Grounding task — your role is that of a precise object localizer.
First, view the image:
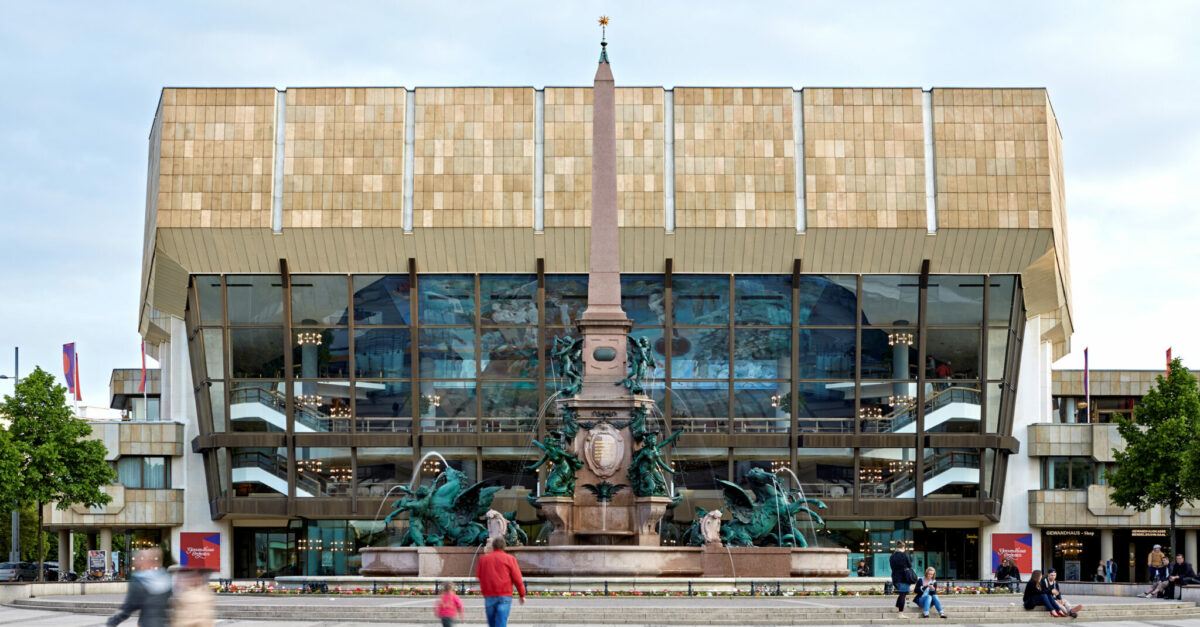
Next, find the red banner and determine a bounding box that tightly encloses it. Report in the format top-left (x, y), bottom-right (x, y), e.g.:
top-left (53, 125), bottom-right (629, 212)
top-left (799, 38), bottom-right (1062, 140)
top-left (179, 532), bottom-right (221, 570)
top-left (992, 533), bottom-right (1033, 574)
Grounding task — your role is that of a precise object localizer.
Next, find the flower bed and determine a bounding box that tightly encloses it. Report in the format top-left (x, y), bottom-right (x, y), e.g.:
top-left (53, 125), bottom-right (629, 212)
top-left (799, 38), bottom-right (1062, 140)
top-left (211, 583), bottom-right (1014, 597)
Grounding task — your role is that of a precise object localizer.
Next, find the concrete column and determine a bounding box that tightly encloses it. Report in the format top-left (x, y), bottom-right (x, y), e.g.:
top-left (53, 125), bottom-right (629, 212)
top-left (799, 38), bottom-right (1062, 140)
top-left (1101, 529), bottom-right (1115, 566)
top-left (1186, 529), bottom-right (1198, 569)
top-left (99, 528), bottom-right (113, 575)
top-left (57, 530), bottom-right (71, 580)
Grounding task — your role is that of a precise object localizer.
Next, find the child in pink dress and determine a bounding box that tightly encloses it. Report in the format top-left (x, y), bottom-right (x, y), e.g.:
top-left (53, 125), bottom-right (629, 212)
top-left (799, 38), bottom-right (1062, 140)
top-left (436, 582), bottom-right (465, 627)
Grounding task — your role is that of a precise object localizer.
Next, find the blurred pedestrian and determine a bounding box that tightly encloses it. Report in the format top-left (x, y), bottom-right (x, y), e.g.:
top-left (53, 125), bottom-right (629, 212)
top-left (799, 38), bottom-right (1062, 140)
top-left (107, 548), bottom-right (172, 627)
top-left (475, 537), bottom-right (525, 627)
top-left (435, 581), bottom-right (465, 627)
top-left (171, 568), bottom-right (214, 627)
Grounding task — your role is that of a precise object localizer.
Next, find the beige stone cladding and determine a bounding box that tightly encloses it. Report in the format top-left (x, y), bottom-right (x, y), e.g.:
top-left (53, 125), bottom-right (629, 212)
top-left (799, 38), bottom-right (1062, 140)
top-left (932, 88), bottom-right (1055, 229)
top-left (674, 87), bottom-right (794, 228)
top-left (283, 88), bottom-right (406, 228)
top-left (156, 88), bottom-right (277, 228)
top-left (544, 87), bottom-right (592, 228)
top-left (543, 87), bottom-right (665, 228)
top-left (1029, 487), bottom-right (1200, 529)
top-left (618, 88), bottom-right (665, 227)
top-left (1051, 370), bottom-right (1164, 397)
top-left (42, 485), bottom-right (184, 529)
top-left (413, 87), bottom-right (534, 228)
top-left (804, 88), bottom-right (925, 229)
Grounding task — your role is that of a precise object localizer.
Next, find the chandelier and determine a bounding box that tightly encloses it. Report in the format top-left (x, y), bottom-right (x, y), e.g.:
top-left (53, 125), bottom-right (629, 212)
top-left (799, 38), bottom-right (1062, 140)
top-left (296, 331), bottom-right (323, 346)
top-left (888, 331), bottom-right (914, 346)
top-left (858, 406), bottom-right (883, 419)
top-left (296, 393), bottom-right (323, 406)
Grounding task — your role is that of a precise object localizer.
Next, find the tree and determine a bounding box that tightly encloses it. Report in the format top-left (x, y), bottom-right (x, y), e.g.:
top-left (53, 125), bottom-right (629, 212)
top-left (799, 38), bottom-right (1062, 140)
top-left (0, 366), bottom-right (114, 581)
top-left (0, 502), bottom-right (58, 562)
top-left (1107, 357), bottom-right (1200, 558)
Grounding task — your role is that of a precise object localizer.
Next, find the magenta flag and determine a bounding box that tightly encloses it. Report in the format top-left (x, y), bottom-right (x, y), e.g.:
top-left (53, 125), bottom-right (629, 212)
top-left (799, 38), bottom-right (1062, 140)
top-left (63, 343), bottom-right (81, 401)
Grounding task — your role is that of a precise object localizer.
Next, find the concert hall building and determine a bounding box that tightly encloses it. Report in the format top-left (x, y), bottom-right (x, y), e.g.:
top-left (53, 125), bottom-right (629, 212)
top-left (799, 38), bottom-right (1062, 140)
top-left (136, 75), bottom-right (1076, 579)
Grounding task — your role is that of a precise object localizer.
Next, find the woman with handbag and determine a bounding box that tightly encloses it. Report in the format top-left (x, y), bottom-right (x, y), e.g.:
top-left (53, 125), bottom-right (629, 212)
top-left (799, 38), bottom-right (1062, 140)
top-left (890, 549), bottom-right (917, 618)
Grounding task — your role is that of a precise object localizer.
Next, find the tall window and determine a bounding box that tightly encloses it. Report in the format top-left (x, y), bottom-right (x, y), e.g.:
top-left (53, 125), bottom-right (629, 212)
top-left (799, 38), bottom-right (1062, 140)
top-left (116, 456), bottom-right (170, 489)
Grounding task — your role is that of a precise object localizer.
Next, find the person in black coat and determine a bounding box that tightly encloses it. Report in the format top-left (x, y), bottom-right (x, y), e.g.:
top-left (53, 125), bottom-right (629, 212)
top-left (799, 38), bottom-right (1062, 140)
top-left (1163, 554), bottom-right (1199, 600)
top-left (107, 548), bottom-right (173, 627)
top-left (1022, 570), bottom-right (1067, 617)
top-left (994, 557), bottom-right (1021, 592)
top-left (890, 549), bottom-right (914, 617)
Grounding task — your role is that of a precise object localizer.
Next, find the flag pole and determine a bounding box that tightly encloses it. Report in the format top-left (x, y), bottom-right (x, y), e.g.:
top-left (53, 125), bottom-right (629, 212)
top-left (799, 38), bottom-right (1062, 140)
top-left (1083, 347), bottom-right (1090, 424)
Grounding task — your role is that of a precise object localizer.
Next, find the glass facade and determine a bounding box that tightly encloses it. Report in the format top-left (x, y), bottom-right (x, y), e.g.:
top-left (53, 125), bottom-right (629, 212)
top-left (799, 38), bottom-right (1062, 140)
top-left (189, 271), bottom-right (1024, 577)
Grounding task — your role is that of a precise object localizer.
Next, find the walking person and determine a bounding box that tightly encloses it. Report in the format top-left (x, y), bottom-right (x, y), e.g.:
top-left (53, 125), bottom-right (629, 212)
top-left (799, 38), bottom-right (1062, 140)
top-left (889, 548), bottom-right (916, 618)
top-left (1106, 557), bottom-right (1117, 583)
top-left (1023, 570), bottom-right (1068, 617)
top-left (435, 582), bottom-right (465, 627)
top-left (107, 548), bottom-right (173, 627)
top-left (475, 537), bottom-right (526, 627)
top-left (1044, 569), bottom-right (1083, 617)
top-left (916, 566), bottom-right (947, 619)
top-left (171, 568), bottom-right (214, 627)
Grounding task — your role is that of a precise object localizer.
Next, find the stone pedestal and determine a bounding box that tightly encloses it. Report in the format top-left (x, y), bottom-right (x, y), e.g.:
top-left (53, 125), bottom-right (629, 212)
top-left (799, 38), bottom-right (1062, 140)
top-left (537, 497), bottom-right (575, 546)
top-left (633, 496), bottom-right (671, 546)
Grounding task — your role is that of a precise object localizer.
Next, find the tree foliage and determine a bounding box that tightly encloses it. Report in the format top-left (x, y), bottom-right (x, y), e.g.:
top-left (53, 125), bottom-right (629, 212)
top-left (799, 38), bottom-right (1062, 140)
top-left (1108, 357), bottom-right (1200, 554)
top-left (0, 366), bottom-right (115, 579)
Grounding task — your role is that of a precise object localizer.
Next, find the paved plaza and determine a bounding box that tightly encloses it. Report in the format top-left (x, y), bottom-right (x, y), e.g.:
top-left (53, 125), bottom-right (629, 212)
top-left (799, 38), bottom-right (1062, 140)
top-left (5, 593), bottom-right (1200, 625)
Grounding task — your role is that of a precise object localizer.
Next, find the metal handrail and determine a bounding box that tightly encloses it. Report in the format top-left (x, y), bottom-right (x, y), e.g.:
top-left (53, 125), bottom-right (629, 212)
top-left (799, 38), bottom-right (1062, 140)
top-left (864, 386), bottom-right (981, 433)
top-left (231, 387), bottom-right (333, 432)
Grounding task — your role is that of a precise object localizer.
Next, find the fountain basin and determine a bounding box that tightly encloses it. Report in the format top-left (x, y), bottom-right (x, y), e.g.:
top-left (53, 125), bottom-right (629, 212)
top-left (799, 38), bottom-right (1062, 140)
top-left (360, 545), bottom-right (849, 578)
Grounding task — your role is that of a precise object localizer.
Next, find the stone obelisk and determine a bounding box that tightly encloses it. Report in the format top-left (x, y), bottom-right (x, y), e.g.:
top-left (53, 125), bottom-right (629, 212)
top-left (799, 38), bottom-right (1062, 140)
top-left (538, 22), bottom-right (670, 547)
top-left (577, 28), bottom-right (631, 391)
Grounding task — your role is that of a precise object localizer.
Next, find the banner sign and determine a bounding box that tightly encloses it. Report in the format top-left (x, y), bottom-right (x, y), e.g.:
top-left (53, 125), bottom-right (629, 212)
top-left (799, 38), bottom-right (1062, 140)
top-left (180, 532), bottom-right (221, 570)
top-left (992, 533), bottom-right (1033, 573)
top-left (87, 550), bottom-right (107, 576)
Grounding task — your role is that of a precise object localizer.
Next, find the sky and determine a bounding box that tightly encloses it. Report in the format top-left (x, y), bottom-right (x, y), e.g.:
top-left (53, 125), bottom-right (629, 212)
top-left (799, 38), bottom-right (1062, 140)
top-left (1, 1), bottom-right (1198, 407)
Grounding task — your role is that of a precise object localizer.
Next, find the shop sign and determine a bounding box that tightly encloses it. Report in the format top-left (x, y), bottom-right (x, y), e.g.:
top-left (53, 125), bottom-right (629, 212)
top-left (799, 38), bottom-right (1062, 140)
top-left (180, 532), bottom-right (221, 570)
top-left (1045, 529), bottom-right (1096, 537)
top-left (1132, 529), bottom-right (1167, 537)
top-left (992, 533), bottom-right (1033, 573)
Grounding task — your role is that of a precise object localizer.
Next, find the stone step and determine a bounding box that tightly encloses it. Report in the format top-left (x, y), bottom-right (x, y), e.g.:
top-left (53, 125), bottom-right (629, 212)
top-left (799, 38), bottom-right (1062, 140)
top-left (11, 597), bottom-right (1200, 624)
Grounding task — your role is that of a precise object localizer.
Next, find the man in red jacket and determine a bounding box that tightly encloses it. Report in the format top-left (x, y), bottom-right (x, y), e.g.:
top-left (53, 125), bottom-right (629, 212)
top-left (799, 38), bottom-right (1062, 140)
top-left (475, 537), bottom-right (526, 627)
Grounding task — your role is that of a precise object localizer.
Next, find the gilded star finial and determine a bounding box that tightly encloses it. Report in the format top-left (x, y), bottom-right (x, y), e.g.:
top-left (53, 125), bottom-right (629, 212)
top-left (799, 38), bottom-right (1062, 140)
top-left (598, 16), bottom-right (610, 63)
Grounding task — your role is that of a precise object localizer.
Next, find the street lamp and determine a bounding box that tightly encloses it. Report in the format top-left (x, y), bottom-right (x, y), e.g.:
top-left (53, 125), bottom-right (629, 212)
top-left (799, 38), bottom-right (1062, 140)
top-left (0, 347), bottom-right (16, 563)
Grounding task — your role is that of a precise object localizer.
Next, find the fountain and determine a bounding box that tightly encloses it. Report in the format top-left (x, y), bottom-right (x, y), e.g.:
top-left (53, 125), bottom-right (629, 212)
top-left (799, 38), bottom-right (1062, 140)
top-left (359, 23), bottom-right (848, 579)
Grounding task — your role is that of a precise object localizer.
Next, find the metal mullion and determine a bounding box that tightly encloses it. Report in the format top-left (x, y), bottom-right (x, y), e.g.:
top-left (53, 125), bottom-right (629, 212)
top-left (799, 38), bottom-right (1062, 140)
top-left (915, 263), bottom-right (930, 509)
top-left (791, 262), bottom-right (800, 474)
top-left (536, 260), bottom-right (547, 443)
top-left (340, 276), bottom-right (353, 435)
top-left (409, 259), bottom-right (420, 462)
top-left (221, 276), bottom-right (231, 436)
top-left (350, 447), bottom-right (358, 513)
top-left (664, 260), bottom-right (673, 431)
top-left (728, 275), bottom-right (735, 437)
top-left (980, 276), bottom-right (990, 495)
top-left (281, 263), bottom-right (296, 506)
top-left (474, 274), bottom-right (482, 435)
top-left (850, 274), bottom-right (861, 512)
top-left (855, 275), bottom-right (863, 436)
